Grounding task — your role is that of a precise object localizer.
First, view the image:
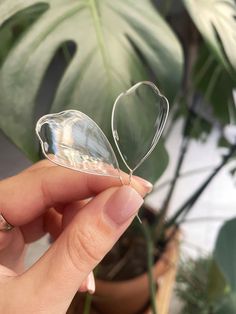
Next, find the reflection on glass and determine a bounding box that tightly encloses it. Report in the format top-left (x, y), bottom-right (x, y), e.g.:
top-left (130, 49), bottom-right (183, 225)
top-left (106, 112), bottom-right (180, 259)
top-left (36, 110), bottom-right (120, 177)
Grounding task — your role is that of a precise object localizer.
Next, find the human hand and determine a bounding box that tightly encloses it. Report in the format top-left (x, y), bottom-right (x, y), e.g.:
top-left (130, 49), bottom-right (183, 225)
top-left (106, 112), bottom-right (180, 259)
top-left (0, 160), bottom-right (152, 313)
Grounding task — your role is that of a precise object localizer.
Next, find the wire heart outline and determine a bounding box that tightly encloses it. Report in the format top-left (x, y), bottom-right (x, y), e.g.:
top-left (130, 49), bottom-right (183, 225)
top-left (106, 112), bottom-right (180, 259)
top-left (111, 81), bottom-right (169, 175)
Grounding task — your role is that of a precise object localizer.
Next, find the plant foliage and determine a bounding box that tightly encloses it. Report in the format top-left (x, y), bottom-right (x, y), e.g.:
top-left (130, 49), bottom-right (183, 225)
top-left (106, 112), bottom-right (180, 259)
top-left (183, 0), bottom-right (236, 76)
top-left (0, 0), bottom-right (183, 184)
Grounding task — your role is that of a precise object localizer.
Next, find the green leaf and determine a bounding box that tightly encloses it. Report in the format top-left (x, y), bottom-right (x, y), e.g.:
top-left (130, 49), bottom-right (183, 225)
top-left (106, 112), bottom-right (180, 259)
top-left (0, 0), bottom-right (183, 183)
top-left (193, 45), bottom-right (236, 127)
top-left (214, 218), bottom-right (236, 292)
top-left (215, 293), bottom-right (236, 314)
top-left (207, 260), bottom-right (229, 303)
top-left (0, 3), bottom-right (48, 65)
top-left (183, 0), bottom-right (236, 76)
top-left (135, 139), bottom-right (169, 184)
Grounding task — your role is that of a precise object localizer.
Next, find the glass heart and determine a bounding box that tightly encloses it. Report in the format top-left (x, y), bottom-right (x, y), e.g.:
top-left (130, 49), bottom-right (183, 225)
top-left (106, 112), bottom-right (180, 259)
top-left (111, 81), bottom-right (169, 173)
top-left (36, 110), bottom-right (120, 177)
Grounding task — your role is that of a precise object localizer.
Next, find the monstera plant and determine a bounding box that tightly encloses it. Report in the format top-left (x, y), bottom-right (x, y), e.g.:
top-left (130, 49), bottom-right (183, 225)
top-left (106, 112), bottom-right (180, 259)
top-left (0, 0), bottom-right (184, 184)
top-left (0, 0), bottom-right (236, 313)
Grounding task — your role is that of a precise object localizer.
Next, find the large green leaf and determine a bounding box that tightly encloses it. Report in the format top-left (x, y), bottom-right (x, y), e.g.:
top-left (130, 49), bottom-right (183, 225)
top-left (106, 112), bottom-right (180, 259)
top-left (0, 3), bottom-right (48, 65)
top-left (193, 45), bottom-right (235, 127)
top-left (0, 0), bottom-right (183, 182)
top-left (135, 139), bottom-right (169, 183)
top-left (183, 0), bottom-right (236, 76)
top-left (214, 218), bottom-right (236, 292)
top-left (207, 260), bottom-right (228, 303)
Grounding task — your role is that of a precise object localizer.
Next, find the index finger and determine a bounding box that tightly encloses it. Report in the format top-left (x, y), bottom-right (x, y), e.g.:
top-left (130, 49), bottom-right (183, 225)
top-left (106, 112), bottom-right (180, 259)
top-left (0, 160), bottom-right (152, 226)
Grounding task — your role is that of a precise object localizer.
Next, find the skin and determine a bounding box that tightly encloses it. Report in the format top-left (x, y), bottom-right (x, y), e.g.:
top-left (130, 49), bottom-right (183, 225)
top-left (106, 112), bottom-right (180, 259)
top-left (0, 160), bottom-right (151, 313)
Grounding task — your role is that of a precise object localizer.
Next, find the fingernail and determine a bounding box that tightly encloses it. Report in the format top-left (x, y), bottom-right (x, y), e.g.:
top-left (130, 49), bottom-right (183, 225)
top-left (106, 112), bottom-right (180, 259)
top-left (104, 186), bottom-right (144, 225)
top-left (133, 176), bottom-right (153, 194)
top-left (78, 272), bottom-right (95, 293)
top-left (87, 272), bottom-right (96, 294)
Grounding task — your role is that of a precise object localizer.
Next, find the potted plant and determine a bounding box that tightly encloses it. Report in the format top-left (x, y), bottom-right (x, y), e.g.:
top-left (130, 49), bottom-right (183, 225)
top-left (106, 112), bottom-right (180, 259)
top-left (175, 218), bottom-right (236, 314)
top-left (0, 1), bottom-right (235, 313)
top-left (176, 255), bottom-right (215, 313)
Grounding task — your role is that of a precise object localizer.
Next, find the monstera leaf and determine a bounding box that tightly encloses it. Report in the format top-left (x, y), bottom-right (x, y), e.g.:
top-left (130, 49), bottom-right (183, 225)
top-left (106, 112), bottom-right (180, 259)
top-left (214, 218), bottom-right (236, 292)
top-left (193, 45), bottom-right (235, 128)
top-left (183, 0), bottom-right (236, 76)
top-left (212, 218), bottom-right (236, 313)
top-left (0, 0), bottom-right (183, 184)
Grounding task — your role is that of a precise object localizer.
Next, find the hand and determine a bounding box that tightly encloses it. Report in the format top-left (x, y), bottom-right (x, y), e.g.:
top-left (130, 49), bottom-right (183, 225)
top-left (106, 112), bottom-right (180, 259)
top-left (0, 160), bottom-right (152, 313)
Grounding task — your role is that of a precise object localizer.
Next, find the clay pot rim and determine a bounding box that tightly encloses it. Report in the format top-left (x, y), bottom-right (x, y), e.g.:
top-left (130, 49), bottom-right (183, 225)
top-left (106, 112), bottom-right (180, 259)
top-left (96, 230), bottom-right (179, 287)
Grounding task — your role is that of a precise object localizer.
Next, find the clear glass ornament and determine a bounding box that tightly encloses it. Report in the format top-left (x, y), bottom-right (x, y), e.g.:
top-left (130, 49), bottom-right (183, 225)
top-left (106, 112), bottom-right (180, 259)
top-left (36, 110), bottom-right (120, 177)
top-left (36, 81), bottom-right (169, 182)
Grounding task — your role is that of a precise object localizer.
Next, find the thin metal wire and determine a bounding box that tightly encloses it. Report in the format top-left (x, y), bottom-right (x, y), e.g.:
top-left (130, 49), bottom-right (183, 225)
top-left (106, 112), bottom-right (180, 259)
top-left (129, 171), bottom-right (142, 224)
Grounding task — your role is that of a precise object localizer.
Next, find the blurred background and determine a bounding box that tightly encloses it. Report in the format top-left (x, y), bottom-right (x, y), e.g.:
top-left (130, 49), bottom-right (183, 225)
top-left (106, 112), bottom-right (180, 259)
top-left (0, 0), bottom-right (236, 313)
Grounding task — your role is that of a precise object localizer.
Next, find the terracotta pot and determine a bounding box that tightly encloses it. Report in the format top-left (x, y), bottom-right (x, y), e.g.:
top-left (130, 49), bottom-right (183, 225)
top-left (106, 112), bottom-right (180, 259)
top-left (68, 231), bottom-right (179, 314)
top-left (93, 232), bottom-right (179, 314)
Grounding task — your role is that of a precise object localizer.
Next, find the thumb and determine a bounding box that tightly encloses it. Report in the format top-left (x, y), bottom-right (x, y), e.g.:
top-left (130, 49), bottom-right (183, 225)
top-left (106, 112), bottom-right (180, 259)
top-left (18, 186), bottom-right (143, 313)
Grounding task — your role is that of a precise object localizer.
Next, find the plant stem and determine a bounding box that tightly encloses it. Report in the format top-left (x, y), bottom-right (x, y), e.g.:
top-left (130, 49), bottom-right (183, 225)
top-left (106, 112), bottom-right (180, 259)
top-left (142, 222), bottom-right (158, 314)
top-left (204, 65), bottom-right (222, 101)
top-left (154, 22), bottom-right (200, 235)
top-left (83, 293), bottom-right (93, 314)
top-left (153, 93), bottom-right (200, 240)
top-left (163, 93), bottom-right (200, 212)
top-left (153, 165), bottom-right (216, 193)
top-left (181, 216), bottom-right (226, 224)
top-left (193, 55), bottom-right (214, 87)
top-left (167, 143), bottom-right (236, 227)
top-left (83, 268), bottom-right (99, 314)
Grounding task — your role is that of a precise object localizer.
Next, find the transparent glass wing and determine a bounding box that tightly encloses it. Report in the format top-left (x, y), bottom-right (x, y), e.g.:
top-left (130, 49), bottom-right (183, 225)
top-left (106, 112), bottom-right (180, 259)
top-left (36, 110), bottom-right (120, 177)
top-left (111, 81), bottom-right (169, 173)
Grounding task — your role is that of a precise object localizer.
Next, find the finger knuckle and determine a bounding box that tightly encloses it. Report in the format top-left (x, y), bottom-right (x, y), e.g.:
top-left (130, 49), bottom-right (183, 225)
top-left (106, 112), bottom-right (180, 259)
top-left (66, 225), bottom-right (101, 271)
